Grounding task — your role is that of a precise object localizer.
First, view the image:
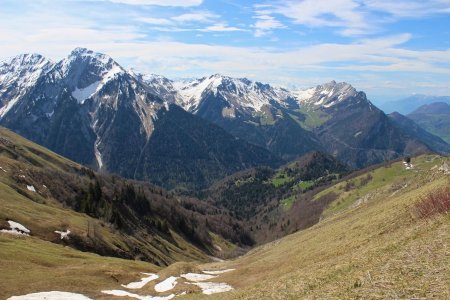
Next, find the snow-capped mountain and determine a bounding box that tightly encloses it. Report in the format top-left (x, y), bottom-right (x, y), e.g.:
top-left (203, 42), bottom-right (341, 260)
top-left (0, 48), bottom-right (280, 189)
top-left (1, 48), bottom-right (446, 186)
top-left (172, 74), bottom-right (295, 116)
top-left (58, 48), bottom-right (126, 104)
top-left (0, 48), bottom-right (168, 168)
top-left (164, 76), bottom-right (443, 166)
top-left (293, 80), bottom-right (360, 108)
top-left (132, 71), bottom-right (183, 104)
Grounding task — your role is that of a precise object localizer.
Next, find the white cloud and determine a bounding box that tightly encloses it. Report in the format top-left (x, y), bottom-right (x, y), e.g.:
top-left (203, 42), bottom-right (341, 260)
top-left (253, 14), bottom-right (286, 37)
top-left (108, 0), bottom-right (202, 6)
top-left (199, 23), bottom-right (245, 32)
top-left (271, 0), bottom-right (372, 36)
top-left (171, 11), bottom-right (218, 23)
top-left (136, 17), bottom-right (173, 25)
top-left (364, 0), bottom-right (450, 17)
top-left (260, 0), bottom-right (450, 36)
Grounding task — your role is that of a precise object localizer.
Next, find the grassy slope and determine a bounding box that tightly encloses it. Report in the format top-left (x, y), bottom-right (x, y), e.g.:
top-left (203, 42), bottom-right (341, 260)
top-left (297, 107), bottom-right (331, 130)
top-left (0, 126), bottom-right (209, 263)
top-left (0, 235), bottom-right (158, 299)
top-left (189, 155), bottom-right (449, 299)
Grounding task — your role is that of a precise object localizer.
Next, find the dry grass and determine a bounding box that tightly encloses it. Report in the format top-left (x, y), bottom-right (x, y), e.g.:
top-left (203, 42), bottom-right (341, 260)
top-left (414, 186), bottom-right (450, 218)
top-left (186, 157), bottom-right (450, 299)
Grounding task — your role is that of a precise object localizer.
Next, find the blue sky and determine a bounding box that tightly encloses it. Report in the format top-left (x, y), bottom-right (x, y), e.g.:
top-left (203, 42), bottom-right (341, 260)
top-left (1, 0), bottom-right (449, 103)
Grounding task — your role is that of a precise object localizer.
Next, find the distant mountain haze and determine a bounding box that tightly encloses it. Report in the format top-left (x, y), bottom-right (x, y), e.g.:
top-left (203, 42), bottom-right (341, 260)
top-left (407, 102), bottom-right (450, 144)
top-left (379, 94), bottom-right (450, 114)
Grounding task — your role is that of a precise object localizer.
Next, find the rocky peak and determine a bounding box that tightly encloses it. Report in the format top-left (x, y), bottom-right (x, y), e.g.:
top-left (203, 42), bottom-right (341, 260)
top-left (174, 74), bottom-right (293, 114)
top-left (294, 81), bottom-right (361, 109)
top-left (53, 48), bottom-right (125, 103)
top-left (0, 53), bottom-right (53, 118)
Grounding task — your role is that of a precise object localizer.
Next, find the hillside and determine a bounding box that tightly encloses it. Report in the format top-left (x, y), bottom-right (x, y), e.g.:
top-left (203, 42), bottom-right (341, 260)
top-left (1, 145), bottom-right (449, 298)
top-left (200, 151), bottom-right (349, 243)
top-left (388, 111), bottom-right (450, 154)
top-left (189, 154), bottom-right (450, 299)
top-left (0, 126), bottom-right (253, 268)
top-left (170, 77), bottom-right (432, 168)
top-left (133, 104), bottom-right (281, 190)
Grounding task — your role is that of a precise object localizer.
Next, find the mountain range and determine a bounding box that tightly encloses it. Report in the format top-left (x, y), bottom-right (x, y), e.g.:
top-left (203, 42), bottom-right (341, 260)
top-left (1, 48), bottom-right (448, 189)
top-left (379, 94), bottom-right (450, 114)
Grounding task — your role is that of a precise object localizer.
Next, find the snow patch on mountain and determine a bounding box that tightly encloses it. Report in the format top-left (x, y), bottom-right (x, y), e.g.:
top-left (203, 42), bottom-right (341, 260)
top-left (292, 87), bottom-right (316, 103)
top-left (94, 139), bottom-right (103, 170)
top-left (72, 80), bottom-right (101, 104)
top-left (173, 74), bottom-right (223, 112)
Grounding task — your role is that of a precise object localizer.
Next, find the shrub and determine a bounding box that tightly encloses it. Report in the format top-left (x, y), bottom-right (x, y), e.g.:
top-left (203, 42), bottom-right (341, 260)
top-left (414, 186), bottom-right (450, 219)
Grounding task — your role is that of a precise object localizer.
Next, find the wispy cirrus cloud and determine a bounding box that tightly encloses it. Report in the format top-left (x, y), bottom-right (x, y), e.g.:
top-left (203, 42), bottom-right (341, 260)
top-left (136, 17), bottom-right (173, 25)
top-left (364, 0), bottom-right (450, 17)
top-left (257, 0), bottom-right (373, 36)
top-left (136, 10), bottom-right (240, 32)
top-left (199, 23), bottom-right (245, 32)
top-left (256, 0), bottom-right (450, 36)
top-left (108, 0), bottom-right (202, 7)
top-left (253, 14), bottom-right (286, 37)
top-left (136, 10), bottom-right (218, 28)
top-left (171, 11), bottom-right (218, 23)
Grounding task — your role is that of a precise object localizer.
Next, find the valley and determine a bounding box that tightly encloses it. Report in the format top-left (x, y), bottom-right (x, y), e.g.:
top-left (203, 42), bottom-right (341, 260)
top-left (1, 48), bottom-right (449, 299)
top-left (1, 131), bottom-right (448, 298)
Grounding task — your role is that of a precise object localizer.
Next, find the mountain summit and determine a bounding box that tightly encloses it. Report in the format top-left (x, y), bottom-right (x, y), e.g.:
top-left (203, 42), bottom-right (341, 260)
top-left (293, 80), bottom-right (362, 109)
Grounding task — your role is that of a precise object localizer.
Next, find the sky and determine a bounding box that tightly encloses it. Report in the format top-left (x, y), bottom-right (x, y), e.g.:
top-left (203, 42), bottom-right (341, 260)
top-left (1, 0), bottom-right (450, 103)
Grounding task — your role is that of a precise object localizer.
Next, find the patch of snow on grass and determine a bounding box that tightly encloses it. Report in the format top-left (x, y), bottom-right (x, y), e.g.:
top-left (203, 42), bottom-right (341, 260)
top-left (7, 291), bottom-right (92, 300)
top-left (181, 273), bottom-right (216, 282)
top-left (102, 290), bottom-right (138, 298)
top-left (55, 229), bottom-right (71, 240)
top-left (8, 220), bottom-right (30, 233)
top-left (154, 276), bottom-right (178, 293)
top-left (27, 185), bottom-right (36, 192)
top-left (0, 229), bottom-right (28, 236)
top-left (188, 282), bottom-right (234, 295)
top-left (1, 220), bottom-right (30, 236)
top-left (102, 290), bottom-right (174, 300)
top-left (202, 269), bottom-right (235, 275)
top-left (122, 273), bottom-right (159, 289)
